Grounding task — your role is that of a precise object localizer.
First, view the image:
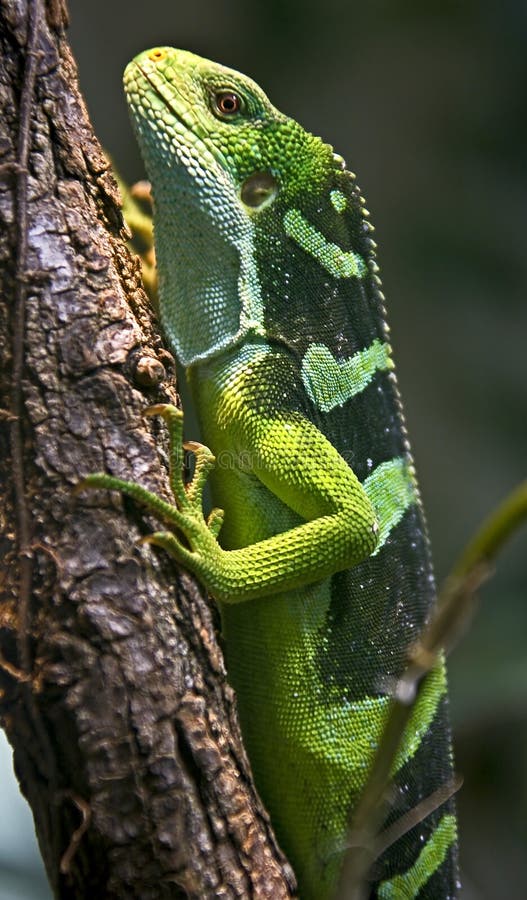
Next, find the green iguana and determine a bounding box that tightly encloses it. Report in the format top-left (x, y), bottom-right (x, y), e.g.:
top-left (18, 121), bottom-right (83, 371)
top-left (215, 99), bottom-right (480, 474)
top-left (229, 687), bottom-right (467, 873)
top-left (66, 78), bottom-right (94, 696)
top-left (84, 47), bottom-right (458, 898)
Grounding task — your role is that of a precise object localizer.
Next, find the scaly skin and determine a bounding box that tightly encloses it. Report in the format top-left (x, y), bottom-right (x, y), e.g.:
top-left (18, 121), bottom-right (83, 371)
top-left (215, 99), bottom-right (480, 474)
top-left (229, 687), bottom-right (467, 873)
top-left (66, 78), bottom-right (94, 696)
top-left (87, 48), bottom-right (458, 898)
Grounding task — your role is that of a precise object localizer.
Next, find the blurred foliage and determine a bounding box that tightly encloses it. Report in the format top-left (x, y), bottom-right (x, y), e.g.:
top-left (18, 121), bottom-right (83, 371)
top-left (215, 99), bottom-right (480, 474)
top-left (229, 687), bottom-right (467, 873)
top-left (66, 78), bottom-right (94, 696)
top-left (1, 1), bottom-right (525, 897)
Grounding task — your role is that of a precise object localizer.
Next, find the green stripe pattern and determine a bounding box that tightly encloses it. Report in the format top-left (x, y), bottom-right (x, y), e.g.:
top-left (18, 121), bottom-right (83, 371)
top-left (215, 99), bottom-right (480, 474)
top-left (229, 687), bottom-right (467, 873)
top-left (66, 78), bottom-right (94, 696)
top-left (363, 457), bottom-right (417, 555)
top-left (301, 339), bottom-right (393, 412)
top-left (284, 207), bottom-right (368, 279)
top-left (378, 814), bottom-right (457, 899)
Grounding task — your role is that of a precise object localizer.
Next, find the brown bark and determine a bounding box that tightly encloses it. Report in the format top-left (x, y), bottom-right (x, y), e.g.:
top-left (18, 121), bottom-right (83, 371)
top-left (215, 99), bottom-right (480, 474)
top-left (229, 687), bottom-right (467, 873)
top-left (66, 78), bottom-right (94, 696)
top-left (0, 1), bottom-right (296, 897)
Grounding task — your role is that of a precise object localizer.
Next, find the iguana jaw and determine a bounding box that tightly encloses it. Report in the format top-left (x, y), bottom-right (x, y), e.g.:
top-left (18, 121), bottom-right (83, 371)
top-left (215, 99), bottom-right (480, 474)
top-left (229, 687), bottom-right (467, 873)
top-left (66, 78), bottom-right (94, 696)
top-left (123, 48), bottom-right (270, 366)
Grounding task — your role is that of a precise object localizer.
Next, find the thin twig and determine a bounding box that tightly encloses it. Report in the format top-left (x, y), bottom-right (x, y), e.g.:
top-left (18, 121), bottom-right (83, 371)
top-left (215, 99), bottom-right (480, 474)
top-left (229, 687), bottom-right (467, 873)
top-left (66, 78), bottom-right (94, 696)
top-left (373, 775), bottom-right (463, 861)
top-left (0, 655), bottom-right (32, 682)
top-left (11, 0), bottom-right (41, 674)
top-left (9, 0), bottom-right (63, 881)
top-left (59, 792), bottom-right (92, 874)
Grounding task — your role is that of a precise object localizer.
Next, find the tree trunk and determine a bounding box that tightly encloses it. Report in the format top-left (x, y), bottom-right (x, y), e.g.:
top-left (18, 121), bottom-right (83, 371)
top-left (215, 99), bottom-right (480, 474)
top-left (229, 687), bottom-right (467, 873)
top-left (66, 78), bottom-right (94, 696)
top-left (0, 1), bottom-right (295, 896)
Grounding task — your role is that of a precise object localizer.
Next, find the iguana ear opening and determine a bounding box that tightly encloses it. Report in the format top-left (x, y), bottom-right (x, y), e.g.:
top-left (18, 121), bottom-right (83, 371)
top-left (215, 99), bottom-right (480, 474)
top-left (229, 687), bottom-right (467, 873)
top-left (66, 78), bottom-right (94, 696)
top-left (241, 171), bottom-right (279, 209)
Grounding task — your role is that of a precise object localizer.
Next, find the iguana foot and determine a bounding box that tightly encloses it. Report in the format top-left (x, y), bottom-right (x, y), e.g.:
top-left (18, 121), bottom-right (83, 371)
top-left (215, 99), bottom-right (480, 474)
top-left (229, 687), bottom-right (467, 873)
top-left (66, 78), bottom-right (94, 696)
top-left (78, 404), bottom-right (224, 564)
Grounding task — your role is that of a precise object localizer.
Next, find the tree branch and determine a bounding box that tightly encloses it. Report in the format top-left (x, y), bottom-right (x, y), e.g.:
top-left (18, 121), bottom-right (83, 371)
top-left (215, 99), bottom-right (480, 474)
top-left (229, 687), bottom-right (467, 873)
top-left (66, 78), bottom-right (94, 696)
top-left (0, 1), bottom-right (296, 896)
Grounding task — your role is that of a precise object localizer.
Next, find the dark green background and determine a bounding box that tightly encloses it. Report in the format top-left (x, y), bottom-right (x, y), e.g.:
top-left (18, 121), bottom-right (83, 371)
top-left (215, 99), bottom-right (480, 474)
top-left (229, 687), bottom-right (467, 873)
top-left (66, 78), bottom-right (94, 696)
top-left (1, 2), bottom-right (525, 897)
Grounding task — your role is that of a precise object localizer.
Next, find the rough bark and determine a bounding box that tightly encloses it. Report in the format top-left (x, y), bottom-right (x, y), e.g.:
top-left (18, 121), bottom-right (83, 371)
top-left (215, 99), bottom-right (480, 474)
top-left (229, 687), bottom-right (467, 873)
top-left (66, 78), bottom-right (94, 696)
top-left (0, 1), bottom-right (296, 897)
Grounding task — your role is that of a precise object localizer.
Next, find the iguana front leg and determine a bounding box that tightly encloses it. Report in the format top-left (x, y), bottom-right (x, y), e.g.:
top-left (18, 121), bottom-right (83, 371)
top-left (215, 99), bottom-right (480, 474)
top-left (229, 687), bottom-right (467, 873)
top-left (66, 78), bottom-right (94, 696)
top-left (81, 402), bottom-right (379, 604)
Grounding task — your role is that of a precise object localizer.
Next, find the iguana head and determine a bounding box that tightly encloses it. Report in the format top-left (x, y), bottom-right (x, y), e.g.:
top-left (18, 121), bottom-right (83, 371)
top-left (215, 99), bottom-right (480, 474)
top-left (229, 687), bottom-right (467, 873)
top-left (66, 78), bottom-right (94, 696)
top-left (124, 47), bottom-right (334, 366)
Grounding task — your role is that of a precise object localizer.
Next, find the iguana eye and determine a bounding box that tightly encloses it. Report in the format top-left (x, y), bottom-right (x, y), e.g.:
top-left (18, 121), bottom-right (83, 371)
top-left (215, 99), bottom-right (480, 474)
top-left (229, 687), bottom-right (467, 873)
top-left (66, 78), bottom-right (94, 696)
top-left (213, 90), bottom-right (243, 117)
